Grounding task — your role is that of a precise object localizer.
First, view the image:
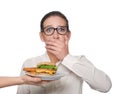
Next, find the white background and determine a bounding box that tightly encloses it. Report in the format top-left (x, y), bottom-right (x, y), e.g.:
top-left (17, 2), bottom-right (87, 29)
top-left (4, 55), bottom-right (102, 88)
top-left (0, 0), bottom-right (120, 94)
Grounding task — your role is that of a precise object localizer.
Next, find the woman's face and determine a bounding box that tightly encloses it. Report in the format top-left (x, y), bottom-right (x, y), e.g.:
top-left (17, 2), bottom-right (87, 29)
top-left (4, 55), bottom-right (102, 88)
top-left (40, 16), bottom-right (71, 43)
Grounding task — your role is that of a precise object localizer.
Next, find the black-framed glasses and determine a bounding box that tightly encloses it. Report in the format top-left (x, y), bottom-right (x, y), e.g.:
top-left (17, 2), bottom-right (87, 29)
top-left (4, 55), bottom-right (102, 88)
top-left (43, 26), bottom-right (68, 36)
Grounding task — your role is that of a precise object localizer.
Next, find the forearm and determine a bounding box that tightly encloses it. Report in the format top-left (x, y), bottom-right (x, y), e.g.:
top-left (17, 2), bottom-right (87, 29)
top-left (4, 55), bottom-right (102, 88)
top-left (62, 54), bottom-right (112, 92)
top-left (0, 77), bottom-right (24, 88)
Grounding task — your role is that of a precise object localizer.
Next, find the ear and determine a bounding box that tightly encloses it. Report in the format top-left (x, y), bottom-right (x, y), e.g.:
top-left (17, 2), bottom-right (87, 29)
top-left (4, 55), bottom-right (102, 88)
top-left (39, 32), bottom-right (45, 42)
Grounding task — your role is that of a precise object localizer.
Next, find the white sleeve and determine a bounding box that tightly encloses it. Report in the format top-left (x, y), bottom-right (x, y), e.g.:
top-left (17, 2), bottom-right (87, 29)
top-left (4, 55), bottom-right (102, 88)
top-left (61, 54), bottom-right (112, 93)
top-left (17, 61), bottom-right (30, 94)
top-left (17, 85), bottom-right (30, 94)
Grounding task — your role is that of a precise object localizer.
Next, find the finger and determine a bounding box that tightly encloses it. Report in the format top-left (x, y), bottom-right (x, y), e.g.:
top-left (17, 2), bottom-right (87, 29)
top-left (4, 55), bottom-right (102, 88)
top-left (46, 41), bottom-right (62, 48)
top-left (32, 77), bottom-right (42, 82)
top-left (46, 48), bottom-right (58, 56)
top-left (46, 39), bottom-right (64, 46)
top-left (46, 44), bottom-right (61, 51)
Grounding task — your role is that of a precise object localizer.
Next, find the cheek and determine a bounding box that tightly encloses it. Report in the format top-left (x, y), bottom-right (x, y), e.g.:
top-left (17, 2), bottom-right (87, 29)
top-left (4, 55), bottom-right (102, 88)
top-left (43, 35), bottom-right (67, 42)
top-left (59, 35), bottom-right (67, 41)
top-left (59, 37), bottom-right (65, 41)
top-left (43, 36), bottom-right (52, 42)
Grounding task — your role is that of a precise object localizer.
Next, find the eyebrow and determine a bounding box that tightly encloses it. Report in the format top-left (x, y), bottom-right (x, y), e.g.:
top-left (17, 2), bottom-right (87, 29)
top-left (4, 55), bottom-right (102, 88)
top-left (43, 25), bottom-right (53, 29)
top-left (44, 25), bottom-right (67, 29)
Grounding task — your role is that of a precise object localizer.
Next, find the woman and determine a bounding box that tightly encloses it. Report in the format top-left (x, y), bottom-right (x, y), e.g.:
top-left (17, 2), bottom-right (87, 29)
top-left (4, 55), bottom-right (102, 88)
top-left (17, 11), bottom-right (112, 94)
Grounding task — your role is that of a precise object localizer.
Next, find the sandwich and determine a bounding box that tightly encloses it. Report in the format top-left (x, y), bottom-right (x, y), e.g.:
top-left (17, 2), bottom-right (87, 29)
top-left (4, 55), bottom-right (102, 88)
top-left (23, 62), bottom-right (58, 75)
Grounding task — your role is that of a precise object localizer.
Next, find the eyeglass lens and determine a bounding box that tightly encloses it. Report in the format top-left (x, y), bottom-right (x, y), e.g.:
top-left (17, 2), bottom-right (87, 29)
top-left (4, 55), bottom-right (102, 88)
top-left (43, 26), bottom-right (67, 35)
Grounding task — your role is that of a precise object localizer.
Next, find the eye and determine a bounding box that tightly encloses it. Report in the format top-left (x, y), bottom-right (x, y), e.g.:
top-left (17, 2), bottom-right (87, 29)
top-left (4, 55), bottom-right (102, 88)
top-left (45, 27), bottom-right (54, 33)
top-left (57, 27), bottom-right (65, 32)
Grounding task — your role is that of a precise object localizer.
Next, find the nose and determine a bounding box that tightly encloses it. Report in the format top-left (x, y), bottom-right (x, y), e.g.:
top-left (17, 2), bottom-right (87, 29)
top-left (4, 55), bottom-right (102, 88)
top-left (53, 30), bottom-right (59, 39)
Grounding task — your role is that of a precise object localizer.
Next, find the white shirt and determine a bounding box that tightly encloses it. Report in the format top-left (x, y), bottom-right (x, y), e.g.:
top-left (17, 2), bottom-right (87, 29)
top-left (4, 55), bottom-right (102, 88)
top-left (17, 53), bottom-right (112, 94)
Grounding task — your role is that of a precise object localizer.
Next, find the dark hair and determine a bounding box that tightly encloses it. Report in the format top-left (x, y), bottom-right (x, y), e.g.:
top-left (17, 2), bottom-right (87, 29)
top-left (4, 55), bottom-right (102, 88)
top-left (40, 11), bottom-right (69, 32)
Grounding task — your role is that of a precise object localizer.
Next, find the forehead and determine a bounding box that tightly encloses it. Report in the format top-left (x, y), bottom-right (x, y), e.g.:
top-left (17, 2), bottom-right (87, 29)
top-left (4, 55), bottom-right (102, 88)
top-left (43, 16), bottom-right (66, 27)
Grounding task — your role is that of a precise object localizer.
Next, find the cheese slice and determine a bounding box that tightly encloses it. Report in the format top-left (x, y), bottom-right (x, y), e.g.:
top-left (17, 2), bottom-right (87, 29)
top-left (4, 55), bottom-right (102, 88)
top-left (36, 68), bottom-right (56, 75)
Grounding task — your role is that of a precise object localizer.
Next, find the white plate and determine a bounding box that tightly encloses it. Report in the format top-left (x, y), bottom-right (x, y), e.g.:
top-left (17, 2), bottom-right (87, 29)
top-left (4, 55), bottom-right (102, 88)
top-left (26, 72), bottom-right (64, 80)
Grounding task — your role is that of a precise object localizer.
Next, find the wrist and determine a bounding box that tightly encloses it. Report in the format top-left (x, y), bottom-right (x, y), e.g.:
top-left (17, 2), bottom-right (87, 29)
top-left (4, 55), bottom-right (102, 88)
top-left (60, 53), bottom-right (69, 61)
top-left (18, 76), bottom-right (25, 85)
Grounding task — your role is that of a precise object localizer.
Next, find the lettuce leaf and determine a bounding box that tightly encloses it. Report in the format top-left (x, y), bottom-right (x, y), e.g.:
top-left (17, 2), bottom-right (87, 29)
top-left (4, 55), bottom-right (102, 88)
top-left (37, 65), bottom-right (58, 70)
